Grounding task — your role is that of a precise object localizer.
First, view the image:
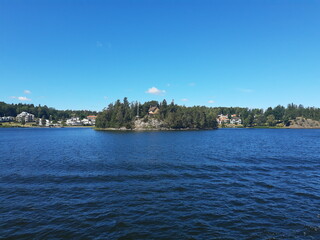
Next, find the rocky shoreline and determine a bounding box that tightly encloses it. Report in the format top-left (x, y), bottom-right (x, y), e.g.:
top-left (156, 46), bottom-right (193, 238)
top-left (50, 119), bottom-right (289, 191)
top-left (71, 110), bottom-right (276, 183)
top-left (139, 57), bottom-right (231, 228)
top-left (95, 118), bottom-right (217, 131)
top-left (287, 117), bottom-right (320, 129)
top-left (95, 126), bottom-right (215, 131)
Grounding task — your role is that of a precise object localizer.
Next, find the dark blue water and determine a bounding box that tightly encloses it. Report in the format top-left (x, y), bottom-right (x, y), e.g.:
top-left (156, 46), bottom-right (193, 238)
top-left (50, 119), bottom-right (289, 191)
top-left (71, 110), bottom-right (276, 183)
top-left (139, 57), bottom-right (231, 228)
top-left (1, 128), bottom-right (320, 239)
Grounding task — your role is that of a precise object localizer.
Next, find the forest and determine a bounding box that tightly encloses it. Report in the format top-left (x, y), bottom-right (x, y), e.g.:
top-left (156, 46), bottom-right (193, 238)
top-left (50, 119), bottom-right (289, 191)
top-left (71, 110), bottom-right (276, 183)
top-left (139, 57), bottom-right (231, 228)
top-left (215, 103), bottom-right (320, 127)
top-left (96, 98), bottom-right (320, 129)
top-left (95, 98), bottom-right (217, 129)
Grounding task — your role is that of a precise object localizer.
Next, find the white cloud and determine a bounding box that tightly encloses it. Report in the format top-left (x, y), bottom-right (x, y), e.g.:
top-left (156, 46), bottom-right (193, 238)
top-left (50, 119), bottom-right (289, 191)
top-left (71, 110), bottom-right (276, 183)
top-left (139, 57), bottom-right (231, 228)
top-left (145, 87), bottom-right (166, 95)
top-left (181, 98), bottom-right (188, 102)
top-left (188, 82), bottom-right (196, 87)
top-left (10, 96), bottom-right (31, 101)
top-left (103, 96), bottom-right (108, 100)
top-left (24, 90), bottom-right (31, 94)
top-left (19, 97), bottom-right (31, 101)
top-left (208, 100), bottom-right (215, 104)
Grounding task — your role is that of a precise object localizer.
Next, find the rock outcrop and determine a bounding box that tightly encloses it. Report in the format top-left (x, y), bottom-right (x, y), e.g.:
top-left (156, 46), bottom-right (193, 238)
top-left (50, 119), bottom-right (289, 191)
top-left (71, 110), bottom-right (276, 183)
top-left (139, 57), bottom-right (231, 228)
top-left (288, 117), bottom-right (320, 128)
top-left (133, 118), bottom-right (165, 130)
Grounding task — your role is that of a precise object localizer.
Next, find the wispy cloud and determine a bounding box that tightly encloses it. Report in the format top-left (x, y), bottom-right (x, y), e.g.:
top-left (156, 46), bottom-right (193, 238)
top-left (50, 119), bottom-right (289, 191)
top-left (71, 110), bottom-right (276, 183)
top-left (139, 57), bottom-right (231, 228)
top-left (96, 41), bottom-right (103, 48)
top-left (96, 41), bottom-right (112, 49)
top-left (145, 87), bottom-right (166, 95)
top-left (166, 83), bottom-right (171, 87)
top-left (188, 82), bottom-right (196, 87)
top-left (24, 90), bottom-right (31, 94)
top-left (238, 88), bottom-right (254, 93)
top-left (208, 100), bottom-right (215, 104)
top-left (103, 96), bottom-right (108, 100)
top-left (10, 96), bottom-right (31, 101)
top-left (181, 98), bottom-right (188, 102)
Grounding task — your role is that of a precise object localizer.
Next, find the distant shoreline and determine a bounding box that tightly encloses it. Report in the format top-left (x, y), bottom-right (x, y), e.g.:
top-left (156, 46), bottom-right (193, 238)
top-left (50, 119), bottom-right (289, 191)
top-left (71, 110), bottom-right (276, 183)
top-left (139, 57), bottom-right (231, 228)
top-left (94, 127), bottom-right (217, 131)
top-left (2, 124), bottom-right (320, 130)
top-left (94, 126), bottom-right (320, 131)
top-left (0, 124), bottom-right (94, 129)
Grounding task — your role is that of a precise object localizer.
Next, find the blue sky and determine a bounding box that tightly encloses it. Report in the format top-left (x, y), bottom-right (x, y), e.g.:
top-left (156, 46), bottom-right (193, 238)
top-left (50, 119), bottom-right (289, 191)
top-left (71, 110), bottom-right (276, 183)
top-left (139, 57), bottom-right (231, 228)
top-left (1, 0), bottom-right (319, 110)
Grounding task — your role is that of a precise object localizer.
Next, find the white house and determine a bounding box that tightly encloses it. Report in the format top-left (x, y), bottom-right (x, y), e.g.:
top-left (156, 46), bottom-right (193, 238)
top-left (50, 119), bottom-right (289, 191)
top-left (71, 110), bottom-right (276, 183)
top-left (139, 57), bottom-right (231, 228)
top-left (38, 119), bottom-right (55, 127)
top-left (0, 116), bottom-right (15, 122)
top-left (81, 116), bottom-right (96, 126)
top-left (16, 112), bottom-right (35, 122)
top-left (66, 117), bottom-right (82, 126)
top-left (87, 115), bottom-right (97, 125)
top-left (230, 117), bottom-right (242, 124)
top-left (81, 118), bottom-right (92, 125)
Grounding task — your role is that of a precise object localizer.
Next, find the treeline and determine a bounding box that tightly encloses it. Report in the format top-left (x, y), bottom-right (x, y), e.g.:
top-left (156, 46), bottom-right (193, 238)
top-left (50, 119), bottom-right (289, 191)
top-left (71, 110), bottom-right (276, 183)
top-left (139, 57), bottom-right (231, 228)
top-left (0, 102), bottom-right (97, 120)
top-left (96, 98), bottom-right (218, 129)
top-left (96, 99), bottom-right (320, 128)
top-left (2, 100), bottom-right (320, 128)
top-left (212, 104), bottom-right (320, 127)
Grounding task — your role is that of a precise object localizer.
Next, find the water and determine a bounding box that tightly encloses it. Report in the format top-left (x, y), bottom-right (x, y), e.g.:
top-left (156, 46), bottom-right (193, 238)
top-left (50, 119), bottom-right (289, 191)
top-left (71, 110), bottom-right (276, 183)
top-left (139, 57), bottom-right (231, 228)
top-left (1, 128), bottom-right (320, 239)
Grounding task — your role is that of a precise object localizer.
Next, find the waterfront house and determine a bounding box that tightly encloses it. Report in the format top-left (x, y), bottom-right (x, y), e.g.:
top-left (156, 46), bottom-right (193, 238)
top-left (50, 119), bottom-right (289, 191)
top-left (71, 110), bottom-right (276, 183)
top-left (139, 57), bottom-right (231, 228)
top-left (217, 114), bottom-right (229, 124)
top-left (81, 118), bottom-right (95, 125)
top-left (66, 117), bottom-right (82, 126)
top-left (0, 116), bottom-right (15, 122)
top-left (217, 114), bottom-right (242, 125)
top-left (16, 112), bottom-right (35, 122)
top-left (87, 115), bottom-right (97, 125)
top-left (38, 119), bottom-right (55, 127)
top-left (230, 117), bottom-right (242, 124)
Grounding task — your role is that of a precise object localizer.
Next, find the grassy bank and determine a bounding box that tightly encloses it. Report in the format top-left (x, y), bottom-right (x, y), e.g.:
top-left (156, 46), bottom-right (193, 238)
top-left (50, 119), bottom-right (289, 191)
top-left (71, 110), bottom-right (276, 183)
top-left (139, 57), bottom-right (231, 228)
top-left (0, 122), bottom-right (36, 128)
top-left (0, 122), bottom-right (94, 128)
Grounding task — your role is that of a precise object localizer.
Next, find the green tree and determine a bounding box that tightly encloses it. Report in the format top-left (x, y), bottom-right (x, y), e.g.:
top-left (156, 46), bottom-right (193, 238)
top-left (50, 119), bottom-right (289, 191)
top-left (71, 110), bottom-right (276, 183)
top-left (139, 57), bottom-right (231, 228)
top-left (243, 114), bottom-right (254, 127)
top-left (267, 114), bottom-right (276, 126)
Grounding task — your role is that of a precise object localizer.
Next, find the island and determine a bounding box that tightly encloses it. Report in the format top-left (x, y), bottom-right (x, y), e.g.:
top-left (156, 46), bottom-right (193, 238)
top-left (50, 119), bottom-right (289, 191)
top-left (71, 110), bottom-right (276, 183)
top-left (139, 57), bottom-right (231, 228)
top-left (95, 98), bottom-right (218, 130)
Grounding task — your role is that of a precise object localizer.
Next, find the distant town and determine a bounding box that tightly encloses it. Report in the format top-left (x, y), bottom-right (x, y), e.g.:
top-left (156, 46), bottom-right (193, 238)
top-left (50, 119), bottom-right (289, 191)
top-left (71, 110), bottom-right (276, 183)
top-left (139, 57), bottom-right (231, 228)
top-left (0, 111), bottom-right (97, 127)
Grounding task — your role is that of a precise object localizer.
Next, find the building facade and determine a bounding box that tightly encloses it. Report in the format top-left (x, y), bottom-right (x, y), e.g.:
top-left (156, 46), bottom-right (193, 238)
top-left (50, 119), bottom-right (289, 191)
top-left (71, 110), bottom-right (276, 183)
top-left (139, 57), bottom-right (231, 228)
top-left (16, 112), bottom-right (35, 122)
top-left (0, 116), bottom-right (15, 122)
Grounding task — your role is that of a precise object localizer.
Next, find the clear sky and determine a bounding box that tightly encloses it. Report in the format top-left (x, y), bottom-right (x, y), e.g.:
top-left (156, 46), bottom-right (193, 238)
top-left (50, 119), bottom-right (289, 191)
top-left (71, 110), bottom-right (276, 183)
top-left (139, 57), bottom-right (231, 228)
top-left (1, 0), bottom-right (319, 111)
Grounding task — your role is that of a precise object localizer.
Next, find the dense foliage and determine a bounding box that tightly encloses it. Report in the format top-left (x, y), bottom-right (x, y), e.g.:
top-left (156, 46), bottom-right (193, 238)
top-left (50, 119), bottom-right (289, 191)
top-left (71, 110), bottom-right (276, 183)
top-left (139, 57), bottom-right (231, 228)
top-left (96, 99), bottom-right (320, 129)
top-left (211, 103), bottom-right (320, 127)
top-left (96, 98), bottom-right (218, 129)
top-left (0, 102), bottom-right (97, 120)
top-left (2, 100), bottom-right (320, 128)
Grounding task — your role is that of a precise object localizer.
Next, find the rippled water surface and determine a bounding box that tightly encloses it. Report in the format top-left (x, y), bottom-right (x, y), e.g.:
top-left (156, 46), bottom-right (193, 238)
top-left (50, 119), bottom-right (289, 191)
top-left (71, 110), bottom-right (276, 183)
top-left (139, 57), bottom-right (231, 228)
top-left (1, 128), bottom-right (320, 239)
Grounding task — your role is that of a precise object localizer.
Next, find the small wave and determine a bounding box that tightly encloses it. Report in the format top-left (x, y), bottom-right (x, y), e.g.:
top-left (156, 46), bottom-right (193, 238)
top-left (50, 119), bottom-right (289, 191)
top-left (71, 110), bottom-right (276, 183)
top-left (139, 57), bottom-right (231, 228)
top-left (294, 191), bottom-right (320, 200)
top-left (254, 181), bottom-right (275, 189)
